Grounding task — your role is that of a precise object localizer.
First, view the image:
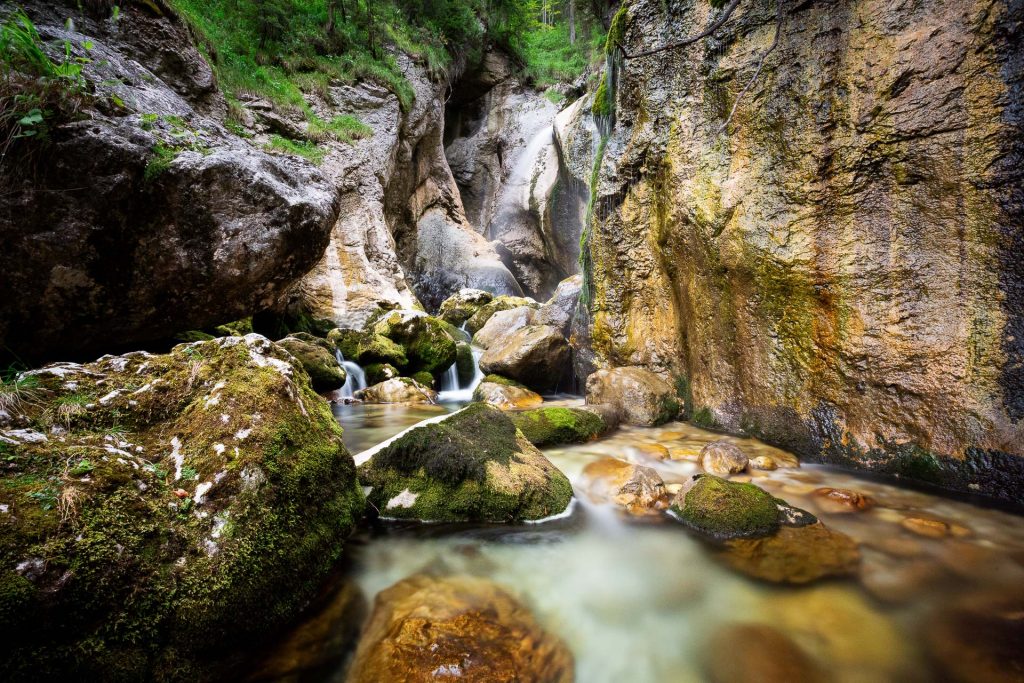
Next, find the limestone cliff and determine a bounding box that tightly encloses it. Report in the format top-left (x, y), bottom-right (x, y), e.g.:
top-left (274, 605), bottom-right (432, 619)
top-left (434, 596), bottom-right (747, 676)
top-left (574, 0), bottom-right (1024, 501)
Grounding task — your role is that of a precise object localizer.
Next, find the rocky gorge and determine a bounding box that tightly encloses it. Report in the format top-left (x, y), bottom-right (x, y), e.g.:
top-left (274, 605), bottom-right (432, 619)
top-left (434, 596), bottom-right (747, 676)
top-left (1, 0), bottom-right (1022, 681)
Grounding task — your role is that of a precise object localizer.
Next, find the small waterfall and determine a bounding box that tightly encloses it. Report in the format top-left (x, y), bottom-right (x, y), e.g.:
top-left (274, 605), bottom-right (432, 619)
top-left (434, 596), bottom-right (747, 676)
top-left (437, 347), bottom-right (485, 403)
top-left (336, 349), bottom-right (367, 399)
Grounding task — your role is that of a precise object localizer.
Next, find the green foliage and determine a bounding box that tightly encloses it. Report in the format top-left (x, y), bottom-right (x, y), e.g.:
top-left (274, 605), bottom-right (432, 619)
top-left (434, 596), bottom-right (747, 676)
top-left (592, 73), bottom-right (613, 117)
top-left (521, 19), bottom-right (603, 87)
top-left (265, 134), bottom-right (326, 164)
top-left (543, 88), bottom-right (566, 105)
top-left (605, 5), bottom-right (629, 55)
top-left (144, 142), bottom-right (177, 181)
top-left (308, 113), bottom-right (372, 144)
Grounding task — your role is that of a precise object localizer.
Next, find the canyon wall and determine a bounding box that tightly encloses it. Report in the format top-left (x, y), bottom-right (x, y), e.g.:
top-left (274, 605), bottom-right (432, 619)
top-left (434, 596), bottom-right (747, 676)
top-left (577, 0), bottom-right (1023, 501)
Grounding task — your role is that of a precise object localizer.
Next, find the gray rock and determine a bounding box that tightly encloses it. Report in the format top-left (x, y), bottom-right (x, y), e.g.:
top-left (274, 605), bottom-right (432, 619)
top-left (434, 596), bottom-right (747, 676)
top-left (473, 307), bottom-right (536, 349)
top-left (585, 367), bottom-right (680, 426)
top-left (479, 325), bottom-right (570, 393)
top-left (699, 441), bottom-right (749, 476)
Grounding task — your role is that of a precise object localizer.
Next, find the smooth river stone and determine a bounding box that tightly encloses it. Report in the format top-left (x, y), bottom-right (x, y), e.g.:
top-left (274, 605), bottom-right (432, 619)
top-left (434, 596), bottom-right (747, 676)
top-left (722, 524), bottom-right (861, 584)
top-left (704, 623), bottom-right (824, 683)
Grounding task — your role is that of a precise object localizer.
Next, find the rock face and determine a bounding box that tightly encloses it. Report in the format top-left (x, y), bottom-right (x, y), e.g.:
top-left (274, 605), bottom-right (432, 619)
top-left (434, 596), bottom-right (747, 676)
top-left (585, 366), bottom-right (680, 426)
top-left (570, 0), bottom-right (1024, 501)
top-left (445, 51), bottom-right (582, 300)
top-left (0, 4), bottom-right (340, 364)
top-left (347, 574), bottom-right (574, 683)
top-left (357, 404), bottom-right (573, 522)
top-left (479, 325), bottom-right (571, 392)
top-left (0, 336), bottom-right (364, 680)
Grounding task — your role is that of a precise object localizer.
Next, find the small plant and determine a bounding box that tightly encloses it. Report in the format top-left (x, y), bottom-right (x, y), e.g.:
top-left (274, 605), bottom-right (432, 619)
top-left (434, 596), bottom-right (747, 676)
top-left (179, 465), bottom-right (199, 481)
top-left (144, 142), bottom-right (177, 181)
top-left (69, 459), bottom-right (95, 477)
top-left (0, 371), bottom-right (42, 417)
top-left (26, 486), bottom-right (58, 511)
top-left (307, 113), bottom-right (372, 144)
top-left (144, 462), bottom-right (168, 480)
top-left (264, 134), bottom-right (325, 165)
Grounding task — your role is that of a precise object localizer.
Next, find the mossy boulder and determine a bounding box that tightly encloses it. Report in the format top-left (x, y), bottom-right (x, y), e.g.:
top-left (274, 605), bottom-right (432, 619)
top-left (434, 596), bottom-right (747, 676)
top-left (411, 371), bottom-right (435, 389)
top-left (357, 404), bottom-right (573, 522)
top-left (670, 475), bottom-right (806, 540)
top-left (371, 311), bottom-right (457, 375)
top-left (364, 363), bottom-right (400, 386)
top-left (437, 288), bottom-right (493, 326)
top-left (509, 407), bottom-right (606, 447)
top-left (465, 296), bottom-right (538, 335)
top-left (0, 335), bottom-right (364, 681)
top-left (327, 328), bottom-right (408, 368)
top-left (455, 342), bottom-right (477, 386)
top-left (278, 335), bottom-right (346, 391)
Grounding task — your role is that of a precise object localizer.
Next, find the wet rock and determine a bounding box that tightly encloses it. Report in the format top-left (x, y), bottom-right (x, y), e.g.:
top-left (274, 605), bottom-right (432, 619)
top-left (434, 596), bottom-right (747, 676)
top-left (438, 288), bottom-right (493, 326)
top-left (670, 475), bottom-right (784, 540)
top-left (625, 443), bottom-right (671, 462)
top-left (536, 275), bottom-right (583, 335)
top-left (363, 363), bottom-right (400, 386)
top-left (472, 376), bottom-right (544, 410)
top-left (473, 306), bottom-right (537, 349)
top-left (277, 336), bottom-right (346, 391)
top-left (704, 623), bottom-right (823, 683)
top-left (585, 367), bottom-right (680, 426)
top-left (455, 342), bottom-right (477, 386)
top-left (749, 455), bottom-right (778, 471)
top-left (371, 310), bottom-right (457, 375)
top-left (858, 551), bottom-right (946, 604)
top-left (581, 457), bottom-right (667, 514)
top-left (927, 595), bottom-right (1024, 683)
top-left (479, 325), bottom-right (570, 393)
top-left (721, 524), bottom-right (861, 584)
top-left (578, 403), bottom-right (622, 432)
top-left (509, 407), bottom-right (606, 447)
top-left (347, 574), bottom-right (573, 683)
top-left (812, 487), bottom-right (874, 514)
top-left (358, 404), bottom-right (572, 523)
top-left (355, 378), bottom-right (437, 404)
top-left (466, 295), bottom-right (539, 335)
top-left (0, 336), bottom-right (364, 680)
top-left (328, 328), bottom-right (408, 368)
top-left (699, 441), bottom-right (749, 476)
top-left (901, 516), bottom-right (955, 538)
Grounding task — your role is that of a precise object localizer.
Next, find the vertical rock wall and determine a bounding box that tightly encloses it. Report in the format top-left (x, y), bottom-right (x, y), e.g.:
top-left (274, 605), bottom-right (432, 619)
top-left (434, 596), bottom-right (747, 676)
top-left (576, 0), bottom-right (1024, 500)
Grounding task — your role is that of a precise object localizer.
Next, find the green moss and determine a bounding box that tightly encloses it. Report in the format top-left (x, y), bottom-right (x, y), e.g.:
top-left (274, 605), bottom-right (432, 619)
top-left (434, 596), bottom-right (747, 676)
top-left (592, 74), bottom-right (613, 117)
top-left (481, 374), bottom-right (526, 388)
top-left (509, 407), bottom-right (605, 447)
top-left (329, 328), bottom-right (407, 368)
top-left (277, 337), bottom-right (346, 391)
top-left (605, 6), bottom-right (629, 55)
top-left (363, 363), bottom-right (398, 386)
top-left (411, 371), bottom-right (435, 388)
top-left (672, 475), bottom-right (781, 540)
top-left (465, 297), bottom-right (537, 335)
top-left (264, 134), bottom-right (325, 165)
top-left (372, 313), bottom-right (456, 374)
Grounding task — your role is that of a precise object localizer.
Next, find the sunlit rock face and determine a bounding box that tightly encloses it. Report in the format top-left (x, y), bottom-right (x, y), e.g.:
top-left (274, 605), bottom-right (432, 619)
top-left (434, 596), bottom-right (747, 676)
top-left (0, 4), bottom-right (340, 365)
top-left (569, 0), bottom-right (1024, 501)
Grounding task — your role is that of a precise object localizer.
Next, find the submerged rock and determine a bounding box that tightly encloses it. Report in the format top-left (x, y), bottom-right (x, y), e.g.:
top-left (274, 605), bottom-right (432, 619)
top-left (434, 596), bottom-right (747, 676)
top-left (581, 457), bottom-right (667, 514)
top-left (357, 404), bottom-right (572, 522)
top-left (926, 594), bottom-right (1024, 683)
top-left (0, 335), bottom-right (364, 681)
top-left (812, 487), bottom-right (875, 514)
top-left (438, 288), bottom-right (493, 326)
top-left (278, 335), bottom-right (346, 391)
top-left (721, 524), bottom-right (861, 585)
top-left (509, 407), bottom-right (607, 447)
top-left (472, 375), bottom-right (544, 410)
top-left (347, 574), bottom-right (574, 683)
top-left (704, 623), bottom-right (824, 683)
top-left (699, 441), bottom-right (749, 476)
top-left (479, 324), bottom-right (570, 392)
top-left (585, 367), bottom-right (680, 426)
top-left (355, 377), bottom-right (437, 404)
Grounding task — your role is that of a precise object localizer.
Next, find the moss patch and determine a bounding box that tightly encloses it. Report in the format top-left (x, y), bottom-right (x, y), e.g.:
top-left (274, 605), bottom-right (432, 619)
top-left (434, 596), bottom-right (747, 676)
top-left (672, 475), bottom-right (781, 540)
top-left (510, 407), bottom-right (606, 447)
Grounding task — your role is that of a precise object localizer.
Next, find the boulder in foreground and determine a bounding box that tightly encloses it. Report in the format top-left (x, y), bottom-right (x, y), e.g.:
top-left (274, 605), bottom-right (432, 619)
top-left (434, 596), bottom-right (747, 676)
top-left (357, 404), bottom-right (573, 522)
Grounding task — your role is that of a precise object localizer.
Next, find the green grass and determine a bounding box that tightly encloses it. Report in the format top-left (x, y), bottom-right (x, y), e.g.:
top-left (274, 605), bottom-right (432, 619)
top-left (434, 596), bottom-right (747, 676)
top-left (265, 134), bottom-right (326, 164)
top-left (308, 113), bottom-right (373, 144)
top-left (543, 88), bottom-right (565, 105)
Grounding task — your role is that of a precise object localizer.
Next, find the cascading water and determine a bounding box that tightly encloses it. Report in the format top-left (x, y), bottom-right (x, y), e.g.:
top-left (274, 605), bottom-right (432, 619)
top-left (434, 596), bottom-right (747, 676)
top-left (335, 349), bottom-right (367, 399)
top-left (437, 346), bottom-right (485, 403)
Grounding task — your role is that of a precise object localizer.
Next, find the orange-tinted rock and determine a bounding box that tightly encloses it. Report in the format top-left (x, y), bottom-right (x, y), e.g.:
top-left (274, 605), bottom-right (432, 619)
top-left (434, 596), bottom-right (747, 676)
top-left (581, 457), bottom-right (667, 514)
top-left (722, 524), bottom-right (861, 584)
top-left (705, 623), bottom-right (823, 683)
top-left (699, 441), bottom-right (749, 475)
top-left (347, 574), bottom-right (573, 683)
top-left (901, 516), bottom-right (951, 538)
top-left (812, 487), bottom-right (874, 513)
top-left (927, 595), bottom-right (1024, 683)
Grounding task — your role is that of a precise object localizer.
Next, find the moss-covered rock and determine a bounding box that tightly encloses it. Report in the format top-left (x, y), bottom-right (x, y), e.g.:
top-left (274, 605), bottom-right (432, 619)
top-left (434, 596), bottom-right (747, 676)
top-left (671, 475), bottom-right (788, 540)
top-left (278, 335), bottom-right (346, 391)
top-left (0, 335), bottom-right (364, 681)
top-left (465, 296), bottom-right (538, 335)
top-left (509, 407), bottom-right (606, 447)
top-left (371, 311), bottom-right (457, 375)
top-left (358, 404), bottom-right (573, 522)
top-left (364, 363), bottom-right (399, 386)
top-left (328, 328), bottom-right (407, 368)
top-left (437, 288), bottom-right (493, 326)
top-left (455, 342), bottom-right (476, 386)
top-left (411, 371), bottom-right (435, 389)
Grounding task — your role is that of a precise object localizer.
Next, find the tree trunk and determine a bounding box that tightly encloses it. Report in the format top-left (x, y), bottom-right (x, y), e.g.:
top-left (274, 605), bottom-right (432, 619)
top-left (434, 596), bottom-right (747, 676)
top-left (568, 0), bottom-right (576, 44)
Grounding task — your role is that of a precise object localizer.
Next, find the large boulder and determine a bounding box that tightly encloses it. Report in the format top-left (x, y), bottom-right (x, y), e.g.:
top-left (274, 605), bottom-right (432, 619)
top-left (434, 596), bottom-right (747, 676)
top-left (355, 378), bottom-right (437, 404)
top-left (535, 275), bottom-right (582, 335)
top-left (509, 407), bottom-right (607, 447)
top-left (472, 375), bottom-right (545, 410)
top-left (328, 328), bottom-right (408, 368)
top-left (473, 306), bottom-right (536, 349)
top-left (278, 335), bottom-right (346, 391)
top-left (347, 574), bottom-right (574, 683)
top-left (585, 367), bottom-right (680, 426)
top-left (357, 404), bottom-right (573, 522)
top-left (0, 8), bottom-right (340, 365)
top-left (466, 295), bottom-right (539, 335)
top-left (0, 335), bottom-right (364, 680)
top-left (479, 325), bottom-right (570, 393)
top-left (371, 310), bottom-right (457, 376)
top-left (437, 288), bottom-right (493, 326)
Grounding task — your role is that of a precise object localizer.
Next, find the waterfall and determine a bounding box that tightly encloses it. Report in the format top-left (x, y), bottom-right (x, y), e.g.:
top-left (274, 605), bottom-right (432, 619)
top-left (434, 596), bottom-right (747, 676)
top-left (437, 347), bottom-right (484, 403)
top-left (335, 349), bottom-right (367, 399)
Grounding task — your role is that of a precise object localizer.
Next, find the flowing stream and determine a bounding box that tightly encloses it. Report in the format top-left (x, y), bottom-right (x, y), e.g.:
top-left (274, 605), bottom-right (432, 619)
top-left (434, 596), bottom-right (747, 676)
top-left (260, 403), bottom-right (1024, 682)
